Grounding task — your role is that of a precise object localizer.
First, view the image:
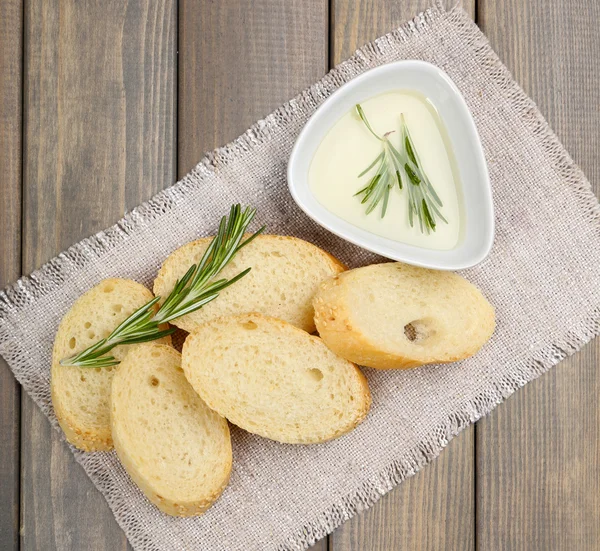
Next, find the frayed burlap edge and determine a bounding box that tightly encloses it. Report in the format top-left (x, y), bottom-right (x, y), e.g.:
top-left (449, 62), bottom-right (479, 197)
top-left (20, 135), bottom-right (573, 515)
top-left (1, 3), bottom-right (599, 551)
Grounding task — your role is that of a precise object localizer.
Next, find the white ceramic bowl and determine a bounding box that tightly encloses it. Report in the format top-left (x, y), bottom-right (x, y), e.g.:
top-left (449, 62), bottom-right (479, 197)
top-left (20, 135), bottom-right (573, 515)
top-left (287, 60), bottom-right (494, 270)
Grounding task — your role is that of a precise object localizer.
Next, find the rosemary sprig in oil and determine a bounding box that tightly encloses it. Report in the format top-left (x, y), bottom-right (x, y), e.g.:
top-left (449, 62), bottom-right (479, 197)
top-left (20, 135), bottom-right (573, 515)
top-left (353, 104), bottom-right (403, 218)
top-left (354, 104), bottom-right (446, 233)
top-left (60, 204), bottom-right (264, 368)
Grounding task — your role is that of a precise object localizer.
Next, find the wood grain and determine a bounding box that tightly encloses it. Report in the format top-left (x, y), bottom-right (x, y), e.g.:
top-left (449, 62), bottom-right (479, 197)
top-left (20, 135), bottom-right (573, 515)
top-left (330, 0), bottom-right (475, 68)
top-left (178, 2), bottom-right (328, 549)
top-left (329, 1), bottom-right (475, 549)
top-left (0, 1), bottom-right (22, 549)
top-left (178, 0), bottom-right (328, 175)
top-left (477, 1), bottom-right (600, 549)
top-left (20, 1), bottom-right (176, 548)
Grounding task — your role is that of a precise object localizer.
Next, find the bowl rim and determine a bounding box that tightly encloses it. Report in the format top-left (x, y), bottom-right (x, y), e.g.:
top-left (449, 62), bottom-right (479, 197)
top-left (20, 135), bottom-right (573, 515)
top-left (287, 60), bottom-right (494, 271)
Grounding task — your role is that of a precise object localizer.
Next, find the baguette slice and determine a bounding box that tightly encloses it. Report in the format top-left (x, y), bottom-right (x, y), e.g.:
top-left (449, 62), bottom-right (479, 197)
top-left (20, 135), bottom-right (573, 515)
top-left (314, 262), bottom-right (495, 369)
top-left (182, 313), bottom-right (371, 444)
top-left (111, 344), bottom-right (231, 516)
top-left (153, 235), bottom-right (345, 333)
top-left (51, 278), bottom-right (170, 451)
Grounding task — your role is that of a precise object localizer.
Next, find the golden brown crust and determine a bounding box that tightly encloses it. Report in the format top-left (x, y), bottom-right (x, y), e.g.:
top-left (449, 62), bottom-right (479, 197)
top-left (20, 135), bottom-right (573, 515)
top-left (51, 391), bottom-right (113, 452)
top-left (51, 278), bottom-right (170, 451)
top-left (183, 312), bottom-right (370, 444)
top-left (313, 267), bottom-right (495, 370)
top-left (111, 344), bottom-right (232, 516)
top-left (152, 238), bottom-right (211, 298)
top-left (153, 234), bottom-right (346, 334)
top-left (154, 234), bottom-right (346, 294)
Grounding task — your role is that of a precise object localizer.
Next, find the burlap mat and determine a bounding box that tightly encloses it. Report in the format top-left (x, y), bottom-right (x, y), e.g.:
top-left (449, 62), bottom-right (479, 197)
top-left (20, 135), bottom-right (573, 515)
top-left (1, 3), bottom-right (599, 550)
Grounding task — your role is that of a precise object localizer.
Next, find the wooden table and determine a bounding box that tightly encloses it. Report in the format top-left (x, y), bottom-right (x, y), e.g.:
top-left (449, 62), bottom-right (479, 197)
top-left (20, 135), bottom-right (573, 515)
top-left (1, 1), bottom-right (598, 549)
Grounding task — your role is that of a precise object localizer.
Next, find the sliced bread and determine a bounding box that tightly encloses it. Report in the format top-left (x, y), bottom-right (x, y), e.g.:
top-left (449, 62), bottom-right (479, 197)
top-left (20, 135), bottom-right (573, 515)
top-left (153, 235), bottom-right (346, 333)
top-left (51, 278), bottom-right (170, 451)
top-left (181, 313), bottom-right (371, 444)
top-left (313, 262), bottom-right (495, 369)
top-left (111, 344), bottom-right (232, 516)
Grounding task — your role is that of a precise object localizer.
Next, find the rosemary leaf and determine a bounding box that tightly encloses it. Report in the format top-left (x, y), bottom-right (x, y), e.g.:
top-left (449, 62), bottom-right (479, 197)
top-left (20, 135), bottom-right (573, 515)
top-left (405, 136), bottom-right (417, 165)
top-left (358, 152), bottom-right (384, 178)
top-left (396, 170), bottom-right (403, 189)
top-left (381, 182), bottom-right (391, 218)
top-left (422, 199), bottom-right (436, 230)
top-left (61, 204), bottom-right (263, 368)
top-left (355, 104), bottom-right (382, 141)
top-left (354, 104), bottom-right (448, 233)
top-left (404, 163), bottom-right (421, 186)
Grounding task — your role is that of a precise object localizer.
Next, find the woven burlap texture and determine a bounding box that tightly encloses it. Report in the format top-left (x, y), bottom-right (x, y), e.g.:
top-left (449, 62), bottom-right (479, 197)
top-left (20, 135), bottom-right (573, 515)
top-left (1, 3), bottom-right (599, 551)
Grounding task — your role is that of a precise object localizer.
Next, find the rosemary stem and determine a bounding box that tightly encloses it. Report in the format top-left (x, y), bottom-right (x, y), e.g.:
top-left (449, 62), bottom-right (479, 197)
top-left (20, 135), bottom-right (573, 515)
top-left (354, 103), bottom-right (446, 233)
top-left (60, 204), bottom-right (263, 368)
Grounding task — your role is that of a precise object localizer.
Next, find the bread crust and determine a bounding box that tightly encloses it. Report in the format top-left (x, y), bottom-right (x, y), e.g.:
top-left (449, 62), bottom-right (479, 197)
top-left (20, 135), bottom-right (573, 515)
top-left (182, 312), bottom-right (371, 444)
top-left (111, 344), bottom-right (232, 516)
top-left (153, 235), bottom-right (346, 333)
top-left (313, 264), bottom-right (496, 370)
top-left (51, 278), bottom-right (170, 451)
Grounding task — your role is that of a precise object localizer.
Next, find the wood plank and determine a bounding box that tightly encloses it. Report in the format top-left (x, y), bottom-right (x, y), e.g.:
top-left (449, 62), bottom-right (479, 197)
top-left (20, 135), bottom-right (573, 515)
top-left (20, 1), bottom-right (176, 549)
top-left (0, 1), bottom-right (23, 549)
top-left (178, 2), bottom-right (328, 549)
top-left (178, 0), bottom-right (328, 174)
top-left (329, 1), bottom-right (475, 550)
top-left (477, 2), bottom-right (600, 549)
top-left (330, 0), bottom-right (475, 68)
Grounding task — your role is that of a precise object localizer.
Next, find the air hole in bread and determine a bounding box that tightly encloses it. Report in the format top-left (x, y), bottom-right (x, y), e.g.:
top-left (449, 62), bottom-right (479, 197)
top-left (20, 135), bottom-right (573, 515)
top-left (150, 376), bottom-right (160, 387)
top-left (112, 304), bottom-right (123, 313)
top-left (404, 323), bottom-right (418, 341)
top-left (404, 319), bottom-right (433, 342)
top-left (103, 284), bottom-right (114, 293)
top-left (87, 330), bottom-right (96, 339)
top-left (68, 337), bottom-right (76, 349)
top-left (241, 320), bottom-right (258, 330)
top-left (151, 351), bottom-right (161, 358)
top-left (307, 368), bottom-right (323, 382)
top-left (105, 366), bottom-right (113, 373)
top-left (80, 375), bottom-right (86, 382)
top-left (84, 321), bottom-right (92, 329)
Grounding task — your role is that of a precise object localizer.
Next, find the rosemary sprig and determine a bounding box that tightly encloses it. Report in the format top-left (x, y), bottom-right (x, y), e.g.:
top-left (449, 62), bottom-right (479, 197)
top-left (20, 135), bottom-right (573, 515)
top-left (353, 105), bottom-right (403, 218)
top-left (354, 104), bottom-right (446, 233)
top-left (60, 204), bottom-right (264, 368)
top-left (398, 113), bottom-right (447, 233)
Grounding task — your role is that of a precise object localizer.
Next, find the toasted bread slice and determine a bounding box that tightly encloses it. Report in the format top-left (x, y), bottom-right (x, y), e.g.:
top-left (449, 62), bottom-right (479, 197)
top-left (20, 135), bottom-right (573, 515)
top-left (313, 262), bottom-right (495, 369)
top-left (181, 313), bottom-right (371, 444)
top-left (153, 235), bottom-right (345, 333)
top-left (51, 278), bottom-right (170, 451)
top-left (111, 344), bottom-right (231, 516)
